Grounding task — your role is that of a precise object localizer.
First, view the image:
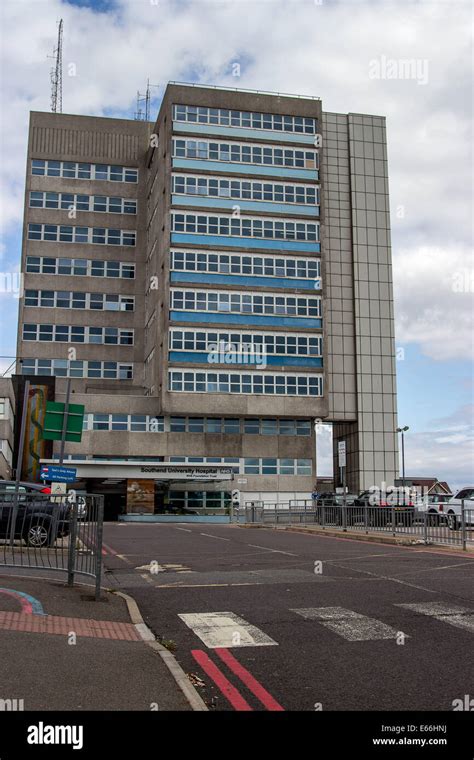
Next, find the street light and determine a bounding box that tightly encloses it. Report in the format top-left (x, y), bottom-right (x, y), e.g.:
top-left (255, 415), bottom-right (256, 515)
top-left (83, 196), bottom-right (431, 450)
top-left (396, 426), bottom-right (409, 489)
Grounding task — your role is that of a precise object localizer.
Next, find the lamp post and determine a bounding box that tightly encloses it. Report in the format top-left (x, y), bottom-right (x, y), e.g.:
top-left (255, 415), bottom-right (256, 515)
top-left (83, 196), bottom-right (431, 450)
top-left (396, 426), bottom-right (409, 490)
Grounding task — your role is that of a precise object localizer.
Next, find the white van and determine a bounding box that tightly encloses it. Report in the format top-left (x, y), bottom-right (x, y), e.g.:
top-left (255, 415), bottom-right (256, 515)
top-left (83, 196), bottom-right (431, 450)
top-left (443, 487), bottom-right (474, 530)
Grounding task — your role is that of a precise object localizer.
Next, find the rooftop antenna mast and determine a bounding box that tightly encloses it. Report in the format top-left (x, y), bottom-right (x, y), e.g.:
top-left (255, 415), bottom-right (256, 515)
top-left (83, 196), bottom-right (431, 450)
top-left (134, 79), bottom-right (159, 121)
top-left (50, 19), bottom-right (63, 113)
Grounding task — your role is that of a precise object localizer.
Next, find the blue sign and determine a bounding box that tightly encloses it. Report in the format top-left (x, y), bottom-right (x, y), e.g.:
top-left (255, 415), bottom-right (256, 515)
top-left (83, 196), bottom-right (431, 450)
top-left (40, 465), bottom-right (77, 483)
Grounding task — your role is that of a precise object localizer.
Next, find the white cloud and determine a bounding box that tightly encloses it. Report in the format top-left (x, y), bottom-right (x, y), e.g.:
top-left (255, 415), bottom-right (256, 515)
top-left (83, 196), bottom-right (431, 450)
top-left (0, 0), bottom-right (472, 247)
top-left (393, 245), bottom-right (474, 360)
top-left (0, 0), bottom-right (472, 482)
top-left (403, 404), bottom-right (474, 490)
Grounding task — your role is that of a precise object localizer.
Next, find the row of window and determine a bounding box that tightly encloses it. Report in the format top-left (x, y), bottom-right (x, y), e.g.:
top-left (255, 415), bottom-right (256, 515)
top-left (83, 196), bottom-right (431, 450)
top-left (23, 324), bottom-right (134, 345)
top-left (173, 104), bottom-right (317, 134)
top-left (29, 191), bottom-right (137, 215)
top-left (169, 330), bottom-right (322, 356)
top-left (167, 491), bottom-right (231, 509)
top-left (82, 414), bottom-right (312, 436)
top-left (26, 256), bottom-right (135, 279)
top-left (168, 370), bottom-right (323, 396)
top-left (173, 139), bottom-right (318, 169)
top-left (31, 160), bottom-right (138, 183)
top-left (28, 224), bottom-right (136, 246)
top-left (171, 213), bottom-right (319, 241)
top-left (171, 175), bottom-right (318, 206)
top-left (169, 457), bottom-right (312, 476)
top-left (170, 250), bottom-right (320, 280)
top-left (21, 359), bottom-right (133, 379)
top-left (170, 289), bottom-right (321, 317)
top-left (24, 290), bottom-right (134, 311)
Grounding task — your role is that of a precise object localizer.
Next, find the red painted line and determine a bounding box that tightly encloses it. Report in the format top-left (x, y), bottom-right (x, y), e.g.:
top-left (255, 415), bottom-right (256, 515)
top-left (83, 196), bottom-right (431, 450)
top-left (215, 647), bottom-right (284, 711)
top-left (101, 542), bottom-right (117, 555)
top-left (191, 650), bottom-right (253, 711)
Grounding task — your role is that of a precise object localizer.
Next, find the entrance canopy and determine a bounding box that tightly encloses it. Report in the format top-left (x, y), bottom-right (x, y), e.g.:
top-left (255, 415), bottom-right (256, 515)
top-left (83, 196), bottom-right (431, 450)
top-left (40, 460), bottom-right (234, 482)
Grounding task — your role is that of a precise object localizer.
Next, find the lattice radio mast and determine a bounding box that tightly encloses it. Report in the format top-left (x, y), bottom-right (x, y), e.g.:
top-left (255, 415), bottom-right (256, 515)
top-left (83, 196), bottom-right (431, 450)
top-left (50, 19), bottom-right (63, 113)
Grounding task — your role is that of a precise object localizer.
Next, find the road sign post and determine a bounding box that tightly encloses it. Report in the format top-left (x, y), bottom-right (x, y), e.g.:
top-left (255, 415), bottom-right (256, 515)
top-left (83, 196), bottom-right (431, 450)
top-left (59, 378), bottom-right (72, 466)
top-left (338, 441), bottom-right (347, 531)
top-left (10, 381), bottom-right (30, 546)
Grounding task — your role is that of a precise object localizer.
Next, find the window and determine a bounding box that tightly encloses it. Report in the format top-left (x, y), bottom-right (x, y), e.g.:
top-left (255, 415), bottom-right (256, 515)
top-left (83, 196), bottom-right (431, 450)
top-left (244, 458), bottom-right (260, 475)
top-left (171, 213), bottom-right (318, 242)
top-left (31, 159), bottom-right (138, 183)
top-left (170, 417), bottom-right (186, 433)
top-left (26, 256), bottom-right (134, 279)
top-left (168, 370), bottom-right (323, 397)
top-left (23, 290), bottom-right (134, 312)
top-left (261, 419), bottom-right (278, 435)
top-left (188, 417), bottom-right (204, 433)
top-left (170, 250), bottom-right (320, 281)
top-left (170, 289), bottom-right (321, 319)
top-left (172, 138), bottom-right (318, 172)
top-left (173, 105), bottom-right (317, 134)
top-left (29, 192), bottom-right (137, 214)
top-left (244, 419), bottom-right (260, 434)
top-left (27, 224), bottom-right (136, 246)
top-left (131, 415), bottom-right (147, 432)
top-left (21, 359), bottom-right (134, 379)
top-left (172, 174), bottom-right (319, 208)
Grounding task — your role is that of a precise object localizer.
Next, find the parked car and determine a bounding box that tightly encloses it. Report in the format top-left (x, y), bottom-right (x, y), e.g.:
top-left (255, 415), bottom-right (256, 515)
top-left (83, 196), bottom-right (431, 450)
top-left (443, 487), bottom-right (474, 531)
top-left (0, 481), bottom-right (70, 547)
top-left (315, 492), bottom-right (358, 506)
top-left (354, 489), bottom-right (416, 526)
top-left (314, 492), bottom-right (359, 525)
top-left (418, 493), bottom-right (453, 525)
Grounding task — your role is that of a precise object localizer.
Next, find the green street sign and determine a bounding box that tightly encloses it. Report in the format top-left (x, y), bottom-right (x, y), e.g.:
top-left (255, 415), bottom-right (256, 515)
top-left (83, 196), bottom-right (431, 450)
top-left (43, 401), bottom-right (85, 442)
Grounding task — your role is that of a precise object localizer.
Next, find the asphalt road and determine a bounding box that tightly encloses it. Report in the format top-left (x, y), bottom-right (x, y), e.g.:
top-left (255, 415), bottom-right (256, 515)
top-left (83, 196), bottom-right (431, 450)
top-left (101, 522), bottom-right (474, 712)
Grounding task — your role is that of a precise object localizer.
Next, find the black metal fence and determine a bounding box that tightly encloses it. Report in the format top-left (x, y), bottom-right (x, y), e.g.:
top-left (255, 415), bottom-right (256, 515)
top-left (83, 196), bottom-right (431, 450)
top-left (242, 501), bottom-right (473, 550)
top-left (0, 491), bottom-right (104, 598)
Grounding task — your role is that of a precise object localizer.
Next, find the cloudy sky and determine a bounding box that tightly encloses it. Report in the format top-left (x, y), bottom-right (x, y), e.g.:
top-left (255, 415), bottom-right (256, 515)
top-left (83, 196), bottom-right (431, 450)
top-left (0, 0), bottom-right (472, 487)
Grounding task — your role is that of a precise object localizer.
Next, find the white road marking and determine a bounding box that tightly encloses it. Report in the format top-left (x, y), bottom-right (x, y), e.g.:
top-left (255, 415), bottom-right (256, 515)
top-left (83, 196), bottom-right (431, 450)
top-left (175, 527), bottom-right (192, 533)
top-left (248, 544), bottom-right (298, 556)
top-left (292, 607), bottom-right (406, 641)
top-left (200, 533), bottom-right (230, 541)
top-left (398, 602), bottom-right (474, 634)
top-left (178, 611), bottom-right (278, 648)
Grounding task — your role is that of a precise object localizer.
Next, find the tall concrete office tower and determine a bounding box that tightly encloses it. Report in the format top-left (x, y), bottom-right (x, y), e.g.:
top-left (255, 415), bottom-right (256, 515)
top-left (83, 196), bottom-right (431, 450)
top-left (15, 83), bottom-right (398, 515)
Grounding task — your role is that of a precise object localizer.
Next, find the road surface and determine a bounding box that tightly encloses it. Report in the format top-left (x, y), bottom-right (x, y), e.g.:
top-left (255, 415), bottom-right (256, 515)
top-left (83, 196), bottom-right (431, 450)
top-left (101, 522), bottom-right (474, 711)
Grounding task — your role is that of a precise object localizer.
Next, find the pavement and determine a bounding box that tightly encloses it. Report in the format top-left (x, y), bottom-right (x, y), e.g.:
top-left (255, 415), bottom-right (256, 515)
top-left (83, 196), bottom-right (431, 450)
top-left (241, 521), bottom-right (474, 551)
top-left (101, 521), bottom-right (474, 712)
top-left (0, 574), bottom-right (197, 711)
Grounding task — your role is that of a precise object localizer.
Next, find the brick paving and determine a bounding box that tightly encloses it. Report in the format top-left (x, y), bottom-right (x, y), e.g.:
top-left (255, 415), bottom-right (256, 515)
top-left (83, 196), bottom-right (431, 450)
top-left (0, 610), bottom-right (141, 641)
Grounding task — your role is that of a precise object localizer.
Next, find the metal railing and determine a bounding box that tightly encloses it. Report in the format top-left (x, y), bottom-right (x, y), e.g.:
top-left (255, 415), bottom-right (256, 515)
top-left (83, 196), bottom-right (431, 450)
top-left (242, 501), bottom-right (473, 550)
top-left (168, 81), bottom-right (321, 100)
top-left (0, 492), bottom-right (104, 598)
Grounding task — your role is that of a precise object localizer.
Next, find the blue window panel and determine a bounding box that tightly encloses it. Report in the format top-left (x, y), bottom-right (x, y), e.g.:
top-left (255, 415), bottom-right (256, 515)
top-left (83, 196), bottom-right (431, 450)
top-left (171, 233), bottom-right (320, 253)
top-left (170, 271), bottom-right (319, 290)
top-left (172, 158), bottom-right (318, 181)
top-left (169, 351), bottom-right (323, 368)
top-left (171, 195), bottom-right (319, 217)
top-left (170, 311), bottom-right (323, 328)
top-left (173, 121), bottom-right (317, 146)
